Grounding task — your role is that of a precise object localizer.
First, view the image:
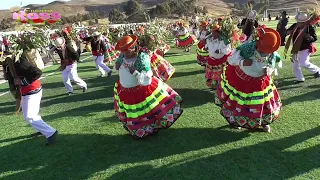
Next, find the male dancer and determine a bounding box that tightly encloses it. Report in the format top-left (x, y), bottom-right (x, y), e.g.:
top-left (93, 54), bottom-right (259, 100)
top-left (53, 36), bottom-right (87, 95)
top-left (83, 31), bottom-right (112, 77)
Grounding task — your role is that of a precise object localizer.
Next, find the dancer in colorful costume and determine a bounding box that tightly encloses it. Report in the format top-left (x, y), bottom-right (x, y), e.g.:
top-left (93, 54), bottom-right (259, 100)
top-left (138, 28), bottom-right (175, 82)
top-left (240, 10), bottom-right (259, 43)
top-left (83, 31), bottom-right (112, 77)
top-left (113, 35), bottom-right (183, 139)
top-left (102, 32), bottom-right (120, 65)
top-left (6, 55), bottom-right (58, 144)
top-left (175, 22), bottom-right (196, 52)
top-left (285, 12), bottom-right (320, 84)
top-left (196, 21), bottom-right (210, 66)
top-left (214, 27), bottom-right (282, 132)
top-left (205, 24), bottom-right (232, 89)
top-left (53, 35), bottom-right (87, 96)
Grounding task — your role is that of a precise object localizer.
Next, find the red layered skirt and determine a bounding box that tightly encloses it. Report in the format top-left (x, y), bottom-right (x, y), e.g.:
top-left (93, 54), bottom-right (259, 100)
top-left (214, 65), bottom-right (282, 129)
top-left (114, 77), bottom-right (183, 138)
top-left (196, 40), bottom-right (208, 66)
top-left (205, 53), bottom-right (231, 88)
top-left (176, 34), bottom-right (196, 48)
top-left (104, 43), bottom-right (120, 62)
top-left (150, 53), bottom-right (175, 82)
top-left (155, 44), bottom-right (170, 57)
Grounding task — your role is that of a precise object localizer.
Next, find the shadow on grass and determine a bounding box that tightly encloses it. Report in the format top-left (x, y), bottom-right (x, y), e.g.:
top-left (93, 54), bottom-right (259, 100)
top-left (42, 102), bottom-right (113, 121)
top-left (174, 88), bottom-right (214, 108)
top-left (170, 59), bottom-right (197, 66)
top-left (0, 126), bottom-right (249, 179)
top-left (41, 73), bottom-right (117, 90)
top-left (40, 85), bottom-right (115, 109)
top-left (0, 85), bottom-right (9, 93)
top-left (108, 127), bottom-right (320, 179)
top-left (275, 74), bottom-right (314, 89)
top-left (282, 89), bottom-right (320, 106)
top-left (173, 70), bottom-right (203, 78)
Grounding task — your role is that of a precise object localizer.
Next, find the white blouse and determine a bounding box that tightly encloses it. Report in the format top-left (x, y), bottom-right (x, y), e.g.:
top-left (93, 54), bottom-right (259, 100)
top-left (115, 57), bottom-right (153, 88)
top-left (199, 30), bottom-right (208, 40)
top-left (228, 50), bottom-right (278, 77)
top-left (178, 27), bottom-right (188, 36)
top-left (206, 38), bottom-right (232, 59)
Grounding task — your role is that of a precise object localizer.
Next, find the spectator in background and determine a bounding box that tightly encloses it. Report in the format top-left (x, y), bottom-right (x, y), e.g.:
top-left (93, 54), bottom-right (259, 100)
top-left (3, 36), bottom-right (9, 53)
top-left (277, 11), bottom-right (289, 46)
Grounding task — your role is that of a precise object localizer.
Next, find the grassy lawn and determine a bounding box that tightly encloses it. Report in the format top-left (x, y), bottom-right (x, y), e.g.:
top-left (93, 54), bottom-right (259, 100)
top-left (0, 20), bottom-right (319, 180)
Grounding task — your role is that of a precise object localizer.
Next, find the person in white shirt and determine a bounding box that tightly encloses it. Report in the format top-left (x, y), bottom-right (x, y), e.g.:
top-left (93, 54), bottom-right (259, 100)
top-left (175, 22), bottom-right (196, 52)
top-left (214, 27), bottom-right (282, 133)
top-left (196, 21), bottom-right (210, 66)
top-left (204, 24), bottom-right (232, 89)
top-left (113, 35), bottom-right (183, 139)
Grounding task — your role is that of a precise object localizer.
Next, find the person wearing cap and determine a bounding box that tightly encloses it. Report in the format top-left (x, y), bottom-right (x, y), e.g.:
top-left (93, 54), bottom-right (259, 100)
top-left (175, 21), bottom-right (196, 52)
top-left (196, 21), bottom-right (210, 66)
top-left (6, 54), bottom-right (58, 145)
top-left (83, 31), bottom-right (112, 77)
top-left (204, 24), bottom-right (232, 89)
top-left (53, 36), bottom-right (87, 95)
top-left (113, 35), bottom-right (183, 139)
top-left (277, 11), bottom-right (289, 46)
top-left (285, 12), bottom-right (320, 84)
top-left (213, 27), bottom-right (282, 133)
top-left (240, 10), bottom-right (259, 43)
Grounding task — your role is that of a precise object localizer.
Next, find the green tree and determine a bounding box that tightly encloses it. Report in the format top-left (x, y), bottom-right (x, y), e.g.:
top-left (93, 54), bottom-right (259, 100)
top-left (123, 0), bottom-right (141, 16)
top-left (77, 13), bottom-right (83, 22)
top-left (83, 13), bottom-right (90, 20)
top-left (108, 8), bottom-right (125, 23)
top-left (155, 3), bottom-right (170, 15)
top-left (202, 6), bottom-right (208, 15)
top-left (234, 2), bottom-right (240, 9)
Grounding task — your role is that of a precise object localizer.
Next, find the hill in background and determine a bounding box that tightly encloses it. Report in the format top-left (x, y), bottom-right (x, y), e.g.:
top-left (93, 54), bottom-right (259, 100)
top-left (0, 0), bottom-right (319, 24)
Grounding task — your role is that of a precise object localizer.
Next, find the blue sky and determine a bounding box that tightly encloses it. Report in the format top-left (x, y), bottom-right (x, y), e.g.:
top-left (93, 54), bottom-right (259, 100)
top-left (0, 0), bottom-right (70, 10)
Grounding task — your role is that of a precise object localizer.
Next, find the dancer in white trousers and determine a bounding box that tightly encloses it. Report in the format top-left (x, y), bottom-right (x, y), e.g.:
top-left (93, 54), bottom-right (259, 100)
top-left (286, 13), bottom-right (320, 83)
top-left (83, 31), bottom-right (112, 77)
top-left (53, 36), bottom-right (87, 95)
top-left (7, 56), bottom-right (58, 146)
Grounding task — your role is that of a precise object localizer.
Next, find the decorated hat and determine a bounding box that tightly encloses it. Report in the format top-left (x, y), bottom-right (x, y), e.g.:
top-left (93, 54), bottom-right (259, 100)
top-left (201, 21), bottom-right (209, 27)
top-left (211, 24), bottom-right (221, 32)
top-left (256, 27), bottom-right (281, 54)
top-left (177, 21), bottom-right (183, 26)
top-left (53, 37), bottom-right (65, 47)
top-left (137, 26), bottom-right (144, 31)
top-left (295, 12), bottom-right (311, 22)
top-left (247, 10), bottom-right (257, 20)
top-left (115, 35), bottom-right (138, 51)
top-left (91, 31), bottom-right (101, 37)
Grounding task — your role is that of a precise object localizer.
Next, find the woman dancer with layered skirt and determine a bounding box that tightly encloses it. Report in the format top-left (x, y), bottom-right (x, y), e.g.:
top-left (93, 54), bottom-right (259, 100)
top-left (196, 21), bottom-right (210, 66)
top-left (114, 35), bottom-right (183, 139)
top-left (175, 22), bottom-right (196, 52)
top-left (214, 27), bottom-right (282, 132)
top-left (102, 32), bottom-right (120, 65)
top-left (205, 24), bottom-right (232, 89)
top-left (139, 33), bottom-right (175, 82)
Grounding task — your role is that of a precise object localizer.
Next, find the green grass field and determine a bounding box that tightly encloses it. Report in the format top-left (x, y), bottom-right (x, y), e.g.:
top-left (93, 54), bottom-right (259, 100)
top-left (0, 20), bottom-right (319, 180)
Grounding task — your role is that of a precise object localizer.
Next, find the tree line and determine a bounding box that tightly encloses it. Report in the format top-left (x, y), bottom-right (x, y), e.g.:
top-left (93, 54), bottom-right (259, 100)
top-left (108, 0), bottom-right (209, 24)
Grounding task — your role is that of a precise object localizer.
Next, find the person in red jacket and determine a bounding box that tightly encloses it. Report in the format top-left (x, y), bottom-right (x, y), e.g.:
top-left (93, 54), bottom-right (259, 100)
top-left (83, 31), bottom-right (112, 77)
top-left (6, 56), bottom-right (58, 146)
